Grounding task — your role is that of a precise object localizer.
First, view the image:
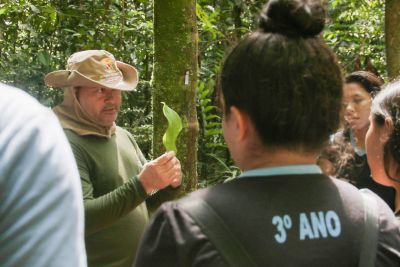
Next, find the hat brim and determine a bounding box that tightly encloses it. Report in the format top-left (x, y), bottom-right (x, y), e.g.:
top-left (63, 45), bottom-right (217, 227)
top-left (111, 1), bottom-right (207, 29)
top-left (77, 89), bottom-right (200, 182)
top-left (44, 61), bottom-right (138, 91)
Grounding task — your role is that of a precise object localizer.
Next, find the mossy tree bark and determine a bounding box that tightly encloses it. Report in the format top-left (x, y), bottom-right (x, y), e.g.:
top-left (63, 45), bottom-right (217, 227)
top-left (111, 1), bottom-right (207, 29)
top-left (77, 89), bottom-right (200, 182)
top-left (148, 0), bottom-right (198, 211)
top-left (385, 0), bottom-right (400, 80)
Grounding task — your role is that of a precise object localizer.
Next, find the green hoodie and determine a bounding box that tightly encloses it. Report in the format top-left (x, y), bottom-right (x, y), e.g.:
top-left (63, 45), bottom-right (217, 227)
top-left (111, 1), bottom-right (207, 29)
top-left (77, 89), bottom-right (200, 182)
top-left (53, 88), bottom-right (149, 267)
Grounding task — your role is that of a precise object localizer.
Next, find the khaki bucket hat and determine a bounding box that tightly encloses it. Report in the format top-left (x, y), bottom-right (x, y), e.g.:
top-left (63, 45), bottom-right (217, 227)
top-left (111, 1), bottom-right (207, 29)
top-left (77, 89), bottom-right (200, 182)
top-left (44, 50), bottom-right (138, 91)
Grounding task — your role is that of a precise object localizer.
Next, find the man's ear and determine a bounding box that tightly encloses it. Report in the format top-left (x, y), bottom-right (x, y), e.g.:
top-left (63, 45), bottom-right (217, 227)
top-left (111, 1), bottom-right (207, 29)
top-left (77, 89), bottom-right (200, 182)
top-left (230, 106), bottom-right (249, 141)
top-left (380, 118), bottom-right (394, 143)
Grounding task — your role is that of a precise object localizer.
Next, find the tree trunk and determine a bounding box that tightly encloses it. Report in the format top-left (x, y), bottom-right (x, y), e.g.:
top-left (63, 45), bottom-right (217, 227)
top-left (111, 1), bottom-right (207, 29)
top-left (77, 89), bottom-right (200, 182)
top-left (120, 0), bottom-right (126, 51)
top-left (232, 2), bottom-right (243, 42)
top-left (385, 0), bottom-right (400, 80)
top-left (149, 0), bottom-right (198, 211)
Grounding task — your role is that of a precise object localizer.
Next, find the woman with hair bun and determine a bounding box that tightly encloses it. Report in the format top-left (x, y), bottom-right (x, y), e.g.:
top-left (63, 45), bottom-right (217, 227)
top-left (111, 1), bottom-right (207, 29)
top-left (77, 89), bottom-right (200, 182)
top-left (135, 1), bottom-right (400, 266)
top-left (335, 71), bottom-right (396, 209)
top-left (367, 80), bottom-right (400, 218)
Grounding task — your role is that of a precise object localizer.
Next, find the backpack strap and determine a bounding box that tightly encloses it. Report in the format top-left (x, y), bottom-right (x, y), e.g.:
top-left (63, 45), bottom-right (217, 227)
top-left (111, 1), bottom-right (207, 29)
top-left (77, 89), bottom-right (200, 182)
top-left (179, 198), bottom-right (257, 267)
top-left (358, 189), bottom-right (380, 267)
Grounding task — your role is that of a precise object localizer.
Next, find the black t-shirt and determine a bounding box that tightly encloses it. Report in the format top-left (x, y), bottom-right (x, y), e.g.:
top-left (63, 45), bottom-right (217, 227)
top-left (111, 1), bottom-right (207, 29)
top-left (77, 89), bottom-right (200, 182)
top-left (134, 174), bottom-right (400, 267)
top-left (334, 132), bottom-right (396, 210)
top-left (349, 154), bottom-right (396, 210)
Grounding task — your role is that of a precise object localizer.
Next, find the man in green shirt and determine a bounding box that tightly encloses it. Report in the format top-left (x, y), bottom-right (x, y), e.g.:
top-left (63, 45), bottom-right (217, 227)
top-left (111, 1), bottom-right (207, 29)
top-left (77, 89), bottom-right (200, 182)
top-left (44, 50), bottom-right (182, 267)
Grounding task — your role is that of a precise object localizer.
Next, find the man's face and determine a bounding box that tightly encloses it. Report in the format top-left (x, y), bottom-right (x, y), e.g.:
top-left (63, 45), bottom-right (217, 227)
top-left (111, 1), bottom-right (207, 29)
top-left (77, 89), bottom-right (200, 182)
top-left (77, 86), bottom-right (122, 127)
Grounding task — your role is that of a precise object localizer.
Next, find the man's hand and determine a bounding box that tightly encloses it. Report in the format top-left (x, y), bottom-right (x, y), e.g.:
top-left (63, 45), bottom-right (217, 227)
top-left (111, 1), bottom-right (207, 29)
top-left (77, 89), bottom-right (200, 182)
top-left (138, 151), bottom-right (182, 194)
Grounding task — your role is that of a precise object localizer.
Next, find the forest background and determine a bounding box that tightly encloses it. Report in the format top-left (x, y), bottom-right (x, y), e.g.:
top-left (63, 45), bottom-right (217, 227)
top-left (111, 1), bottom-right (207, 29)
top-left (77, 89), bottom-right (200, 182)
top-left (0, 0), bottom-right (398, 197)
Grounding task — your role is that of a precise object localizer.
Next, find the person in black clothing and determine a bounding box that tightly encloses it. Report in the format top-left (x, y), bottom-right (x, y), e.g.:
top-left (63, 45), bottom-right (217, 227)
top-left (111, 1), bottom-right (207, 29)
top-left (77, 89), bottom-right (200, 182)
top-left (367, 80), bottom-right (400, 218)
top-left (134, 0), bottom-right (400, 266)
top-left (334, 71), bottom-right (396, 209)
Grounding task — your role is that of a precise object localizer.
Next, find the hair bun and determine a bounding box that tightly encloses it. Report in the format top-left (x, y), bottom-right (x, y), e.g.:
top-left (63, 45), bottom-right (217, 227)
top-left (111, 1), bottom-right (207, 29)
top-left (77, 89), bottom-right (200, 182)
top-left (259, 0), bottom-right (326, 38)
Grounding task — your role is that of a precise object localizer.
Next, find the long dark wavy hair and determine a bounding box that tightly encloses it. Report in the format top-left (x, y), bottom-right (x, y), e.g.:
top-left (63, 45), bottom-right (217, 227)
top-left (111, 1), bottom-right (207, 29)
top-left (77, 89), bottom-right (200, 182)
top-left (331, 71), bottom-right (384, 180)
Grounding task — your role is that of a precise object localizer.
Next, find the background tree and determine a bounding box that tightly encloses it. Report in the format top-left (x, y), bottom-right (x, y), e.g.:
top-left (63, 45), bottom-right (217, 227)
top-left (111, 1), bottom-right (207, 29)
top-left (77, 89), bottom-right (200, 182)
top-left (385, 0), bottom-right (400, 80)
top-left (148, 0), bottom-right (198, 210)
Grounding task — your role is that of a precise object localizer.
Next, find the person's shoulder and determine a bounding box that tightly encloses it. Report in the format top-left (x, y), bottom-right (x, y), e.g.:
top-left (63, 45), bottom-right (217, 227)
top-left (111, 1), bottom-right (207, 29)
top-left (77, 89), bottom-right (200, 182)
top-left (158, 186), bottom-right (214, 212)
top-left (116, 125), bottom-right (129, 133)
top-left (329, 179), bottom-right (398, 227)
top-left (172, 182), bottom-right (237, 211)
top-left (115, 126), bottom-right (140, 146)
top-left (0, 83), bottom-right (50, 122)
top-left (180, 186), bottom-right (212, 201)
top-left (0, 83), bottom-right (66, 147)
top-left (359, 188), bottom-right (394, 211)
top-left (357, 189), bottom-right (400, 264)
top-left (362, 189), bottom-right (400, 230)
top-left (0, 82), bottom-right (39, 105)
top-left (64, 128), bottom-right (79, 138)
top-left (363, 189), bottom-right (400, 265)
top-left (154, 187), bottom-right (217, 229)
top-left (115, 125), bottom-right (134, 138)
top-left (63, 129), bottom-right (86, 145)
top-left (330, 176), bottom-right (359, 190)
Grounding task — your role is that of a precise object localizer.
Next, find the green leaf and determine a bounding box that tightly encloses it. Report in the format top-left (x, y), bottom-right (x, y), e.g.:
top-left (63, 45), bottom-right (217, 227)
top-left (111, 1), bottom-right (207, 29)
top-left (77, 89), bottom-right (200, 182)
top-left (38, 51), bottom-right (50, 66)
top-left (0, 8), bottom-right (7, 15)
top-left (161, 102), bottom-right (183, 153)
top-left (29, 4), bottom-right (40, 14)
top-left (205, 122), bottom-right (220, 128)
top-left (43, 5), bottom-right (57, 24)
top-left (205, 128), bottom-right (222, 136)
top-left (206, 114), bottom-right (220, 120)
top-left (203, 105), bottom-right (216, 113)
top-left (62, 29), bottom-right (76, 33)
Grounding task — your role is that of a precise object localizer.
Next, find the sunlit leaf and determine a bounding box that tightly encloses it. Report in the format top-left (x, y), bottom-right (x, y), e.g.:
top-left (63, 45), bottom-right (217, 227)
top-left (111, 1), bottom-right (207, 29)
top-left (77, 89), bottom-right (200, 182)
top-left (29, 4), bottom-right (40, 14)
top-left (162, 102), bottom-right (182, 153)
top-left (38, 51), bottom-right (50, 66)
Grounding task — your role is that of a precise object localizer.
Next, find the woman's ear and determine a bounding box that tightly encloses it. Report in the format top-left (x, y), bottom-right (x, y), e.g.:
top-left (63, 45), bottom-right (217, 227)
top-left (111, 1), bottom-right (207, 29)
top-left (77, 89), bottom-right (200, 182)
top-left (380, 118), bottom-right (394, 143)
top-left (230, 106), bottom-right (250, 142)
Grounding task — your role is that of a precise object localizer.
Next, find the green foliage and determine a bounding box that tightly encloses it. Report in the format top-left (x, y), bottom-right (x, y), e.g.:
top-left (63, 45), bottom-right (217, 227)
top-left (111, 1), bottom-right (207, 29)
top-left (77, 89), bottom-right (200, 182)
top-left (0, 0), bottom-right (154, 157)
top-left (195, 0), bottom-right (387, 185)
top-left (0, 0), bottom-right (389, 189)
top-left (197, 79), bottom-right (234, 186)
top-left (325, 0), bottom-right (386, 76)
top-left (161, 102), bottom-right (183, 153)
top-left (195, 0), bottom-right (265, 185)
